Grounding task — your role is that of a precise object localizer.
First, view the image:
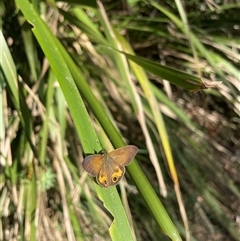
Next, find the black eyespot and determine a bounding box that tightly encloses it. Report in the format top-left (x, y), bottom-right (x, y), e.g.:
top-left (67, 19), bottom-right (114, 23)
top-left (112, 176), bottom-right (118, 182)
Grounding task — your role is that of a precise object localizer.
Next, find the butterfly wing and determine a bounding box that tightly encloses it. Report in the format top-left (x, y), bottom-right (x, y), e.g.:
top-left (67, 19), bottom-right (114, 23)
top-left (82, 154), bottom-right (103, 176)
top-left (108, 145), bottom-right (138, 166)
top-left (97, 161), bottom-right (125, 188)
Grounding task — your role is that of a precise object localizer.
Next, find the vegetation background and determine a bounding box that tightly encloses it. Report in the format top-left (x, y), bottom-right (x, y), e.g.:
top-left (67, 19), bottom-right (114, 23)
top-left (0, 0), bottom-right (239, 240)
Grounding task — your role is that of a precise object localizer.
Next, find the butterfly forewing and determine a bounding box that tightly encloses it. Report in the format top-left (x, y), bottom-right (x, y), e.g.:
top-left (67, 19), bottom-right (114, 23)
top-left (82, 154), bottom-right (103, 176)
top-left (108, 145), bottom-right (138, 166)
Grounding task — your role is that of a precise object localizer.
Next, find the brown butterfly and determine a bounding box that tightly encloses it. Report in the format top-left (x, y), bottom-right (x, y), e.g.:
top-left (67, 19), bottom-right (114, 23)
top-left (82, 145), bottom-right (138, 188)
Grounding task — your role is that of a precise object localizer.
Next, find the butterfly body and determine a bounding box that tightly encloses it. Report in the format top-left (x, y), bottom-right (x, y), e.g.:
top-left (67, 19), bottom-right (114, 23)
top-left (82, 145), bottom-right (138, 188)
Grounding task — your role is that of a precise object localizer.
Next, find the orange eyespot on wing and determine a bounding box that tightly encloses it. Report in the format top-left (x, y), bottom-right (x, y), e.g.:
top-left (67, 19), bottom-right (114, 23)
top-left (108, 145), bottom-right (138, 166)
top-left (82, 154), bottom-right (103, 176)
top-left (109, 165), bottom-right (125, 186)
top-left (96, 164), bottom-right (109, 187)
